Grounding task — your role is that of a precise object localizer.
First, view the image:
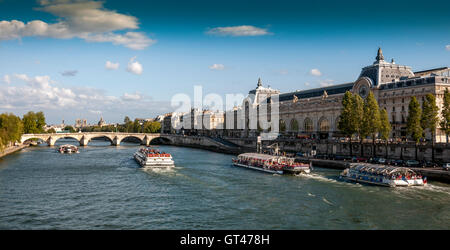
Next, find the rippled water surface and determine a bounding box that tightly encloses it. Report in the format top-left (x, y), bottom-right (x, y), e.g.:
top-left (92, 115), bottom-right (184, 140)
top-left (1, 139), bottom-right (449, 229)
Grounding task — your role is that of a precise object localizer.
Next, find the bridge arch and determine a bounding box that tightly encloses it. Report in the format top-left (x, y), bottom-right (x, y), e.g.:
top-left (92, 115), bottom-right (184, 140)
top-left (85, 135), bottom-right (115, 146)
top-left (53, 136), bottom-right (81, 146)
top-left (118, 135), bottom-right (144, 145)
top-left (22, 137), bottom-right (49, 145)
top-left (149, 136), bottom-right (173, 145)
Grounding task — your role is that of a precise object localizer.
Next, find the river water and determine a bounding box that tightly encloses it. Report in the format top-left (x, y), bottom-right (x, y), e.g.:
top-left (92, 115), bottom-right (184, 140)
top-left (0, 139), bottom-right (449, 229)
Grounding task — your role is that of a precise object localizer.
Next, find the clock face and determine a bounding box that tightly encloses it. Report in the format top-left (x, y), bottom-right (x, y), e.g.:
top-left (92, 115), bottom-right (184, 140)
top-left (359, 85), bottom-right (368, 98)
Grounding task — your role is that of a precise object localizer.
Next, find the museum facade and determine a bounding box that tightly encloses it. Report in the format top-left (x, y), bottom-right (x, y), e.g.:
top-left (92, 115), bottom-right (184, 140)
top-left (227, 48), bottom-right (450, 142)
top-left (170, 48), bottom-right (449, 143)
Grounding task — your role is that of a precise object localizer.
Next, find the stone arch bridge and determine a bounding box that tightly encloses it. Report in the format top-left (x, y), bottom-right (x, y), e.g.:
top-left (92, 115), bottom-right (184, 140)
top-left (20, 132), bottom-right (173, 146)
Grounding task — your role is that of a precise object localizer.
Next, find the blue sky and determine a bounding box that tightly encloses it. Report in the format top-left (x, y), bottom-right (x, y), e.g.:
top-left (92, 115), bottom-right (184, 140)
top-left (0, 0), bottom-right (449, 124)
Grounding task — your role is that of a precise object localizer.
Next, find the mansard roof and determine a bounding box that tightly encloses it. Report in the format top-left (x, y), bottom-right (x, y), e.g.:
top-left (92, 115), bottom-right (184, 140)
top-left (378, 75), bottom-right (447, 90)
top-left (278, 82), bottom-right (354, 102)
top-left (414, 67), bottom-right (449, 76)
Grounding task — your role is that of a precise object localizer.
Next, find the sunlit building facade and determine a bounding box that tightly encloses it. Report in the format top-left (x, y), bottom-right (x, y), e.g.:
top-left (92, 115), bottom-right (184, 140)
top-left (238, 48), bottom-right (450, 142)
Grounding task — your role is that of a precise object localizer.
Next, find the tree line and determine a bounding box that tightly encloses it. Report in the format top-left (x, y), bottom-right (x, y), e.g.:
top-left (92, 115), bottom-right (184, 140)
top-left (1, 112), bottom-right (162, 151)
top-left (338, 89), bottom-right (450, 161)
top-left (80, 116), bottom-right (161, 133)
top-left (0, 111), bottom-right (47, 151)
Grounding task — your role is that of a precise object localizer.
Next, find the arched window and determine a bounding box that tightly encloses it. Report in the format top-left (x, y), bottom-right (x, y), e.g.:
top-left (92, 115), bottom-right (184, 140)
top-left (290, 119), bottom-right (299, 131)
top-left (279, 119), bottom-right (286, 132)
top-left (304, 118), bottom-right (313, 132)
top-left (318, 117), bottom-right (330, 132)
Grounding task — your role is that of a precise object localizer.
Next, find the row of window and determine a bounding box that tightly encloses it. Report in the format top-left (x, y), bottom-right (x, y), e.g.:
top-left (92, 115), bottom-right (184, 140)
top-left (279, 117), bottom-right (335, 132)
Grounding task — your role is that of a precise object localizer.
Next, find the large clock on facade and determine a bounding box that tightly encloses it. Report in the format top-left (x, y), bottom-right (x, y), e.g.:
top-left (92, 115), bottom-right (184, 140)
top-left (359, 85), bottom-right (368, 98)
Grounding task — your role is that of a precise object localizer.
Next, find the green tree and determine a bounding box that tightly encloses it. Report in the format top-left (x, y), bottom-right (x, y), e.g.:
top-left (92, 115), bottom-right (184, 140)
top-left (379, 108), bottom-right (392, 159)
top-left (362, 91), bottom-right (381, 158)
top-left (35, 111), bottom-right (46, 133)
top-left (47, 128), bottom-right (57, 133)
top-left (143, 121), bottom-right (161, 133)
top-left (22, 111), bottom-right (38, 134)
top-left (338, 91), bottom-right (357, 157)
top-left (353, 94), bottom-right (365, 156)
top-left (406, 97), bottom-right (423, 160)
top-left (421, 94), bottom-right (439, 162)
top-left (64, 126), bottom-right (76, 133)
top-left (123, 116), bottom-right (133, 132)
top-left (133, 119), bottom-right (142, 133)
top-left (0, 113), bottom-right (24, 150)
top-left (440, 88), bottom-right (450, 143)
top-left (22, 111), bottom-right (46, 134)
top-left (92, 126), bottom-right (102, 132)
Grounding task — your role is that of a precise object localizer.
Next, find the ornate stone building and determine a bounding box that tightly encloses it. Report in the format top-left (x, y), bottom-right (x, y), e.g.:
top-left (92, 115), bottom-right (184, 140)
top-left (239, 48), bottom-right (449, 142)
top-left (276, 48), bottom-right (450, 142)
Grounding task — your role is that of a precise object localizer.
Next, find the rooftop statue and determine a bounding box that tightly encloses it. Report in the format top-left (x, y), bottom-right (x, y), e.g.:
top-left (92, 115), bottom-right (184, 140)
top-left (376, 47), bottom-right (384, 62)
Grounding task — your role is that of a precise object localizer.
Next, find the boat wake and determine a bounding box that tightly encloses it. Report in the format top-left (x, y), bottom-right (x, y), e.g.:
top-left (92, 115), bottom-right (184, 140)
top-left (142, 167), bottom-right (176, 174)
top-left (295, 172), bottom-right (365, 189)
top-left (395, 183), bottom-right (450, 196)
top-left (296, 173), bottom-right (338, 183)
top-left (322, 197), bottom-right (334, 206)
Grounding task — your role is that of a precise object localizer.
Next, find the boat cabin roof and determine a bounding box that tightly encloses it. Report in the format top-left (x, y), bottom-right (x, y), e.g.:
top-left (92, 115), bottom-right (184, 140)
top-left (238, 153), bottom-right (295, 162)
top-left (349, 164), bottom-right (416, 175)
top-left (238, 153), bottom-right (277, 161)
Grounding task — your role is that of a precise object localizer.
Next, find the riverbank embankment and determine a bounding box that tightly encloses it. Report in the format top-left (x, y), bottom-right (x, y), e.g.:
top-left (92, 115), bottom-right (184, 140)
top-left (0, 144), bottom-right (29, 159)
top-left (166, 136), bottom-right (450, 183)
top-left (163, 135), bottom-right (254, 155)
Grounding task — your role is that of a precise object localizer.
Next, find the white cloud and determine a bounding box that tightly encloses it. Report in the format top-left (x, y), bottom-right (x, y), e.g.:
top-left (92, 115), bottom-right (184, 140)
top-left (310, 68), bottom-right (322, 77)
top-left (0, 73), bottom-right (171, 122)
top-left (3, 74), bottom-right (78, 108)
top-left (304, 82), bottom-right (310, 86)
top-left (14, 74), bottom-right (32, 82)
top-left (279, 70), bottom-right (288, 75)
top-left (446, 45), bottom-right (450, 51)
top-left (319, 79), bottom-right (334, 87)
top-left (209, 64), bottom-right (225, 70)
top-left (3, 75), bottom-right (11, 84)
top-left (38, 0), bottom-right (138, 33)
top-left (105, 61), bottom-right (119, 70)
top-left (82, 32), bottom-right (155, 50)
top-left (206, 25), bottom-right (271, 37)
top-left (0, 1), bottom-right (155, 50)
top-left (126, 56), bottom-right (143, 75)
top-left (89, 110), bottom-right (102, 114)
top-left (121, 92), bottom-right (142, 101)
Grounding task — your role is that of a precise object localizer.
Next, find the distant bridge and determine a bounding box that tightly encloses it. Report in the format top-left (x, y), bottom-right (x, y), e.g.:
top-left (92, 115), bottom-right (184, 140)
top-left (20, 132), bottom-right (173, 146)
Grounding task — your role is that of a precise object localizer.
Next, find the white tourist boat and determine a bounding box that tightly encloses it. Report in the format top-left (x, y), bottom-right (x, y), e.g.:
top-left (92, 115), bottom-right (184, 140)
top-left (58, 144), bottom-right (79, 154)
top-left (134, 147), bottom-right (175, 169)
top-left (232, 153), bottom-right (311, 175)
top-left (340, 163), bottom-right (427, 187)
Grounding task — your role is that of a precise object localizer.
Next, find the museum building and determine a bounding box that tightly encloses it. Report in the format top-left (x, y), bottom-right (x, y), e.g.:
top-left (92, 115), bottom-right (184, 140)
top-left (238, 48), bottom-right (449, 142)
